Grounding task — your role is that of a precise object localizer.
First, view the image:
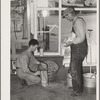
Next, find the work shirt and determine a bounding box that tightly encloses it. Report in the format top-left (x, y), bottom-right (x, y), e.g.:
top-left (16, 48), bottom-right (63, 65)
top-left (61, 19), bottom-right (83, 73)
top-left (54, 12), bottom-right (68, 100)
top-left (72, 17), bottom-right (87, 44)
top-left (16, 50), bottom-right (39, 77)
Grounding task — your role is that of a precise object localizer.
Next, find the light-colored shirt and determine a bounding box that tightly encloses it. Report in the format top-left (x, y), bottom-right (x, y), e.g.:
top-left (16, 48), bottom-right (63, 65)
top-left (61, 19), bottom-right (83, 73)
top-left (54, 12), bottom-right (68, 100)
top-left (16, 50), bottom-right (39, 73)
top-left (72, 17), bottom-right (86, 44)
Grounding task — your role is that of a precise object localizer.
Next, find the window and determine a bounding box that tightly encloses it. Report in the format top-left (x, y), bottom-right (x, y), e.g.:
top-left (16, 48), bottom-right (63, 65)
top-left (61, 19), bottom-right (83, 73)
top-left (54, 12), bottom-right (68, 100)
top-left (34, 0), bottom-right (97, 56)
top-left (11, 0), bottom-right (97, 60)
top-left (35, 0), bottom-right (61, 55)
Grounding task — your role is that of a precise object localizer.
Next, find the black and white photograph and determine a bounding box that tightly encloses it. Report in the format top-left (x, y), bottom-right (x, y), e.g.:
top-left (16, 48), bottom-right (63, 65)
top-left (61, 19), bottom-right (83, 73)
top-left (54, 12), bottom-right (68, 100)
top-left (1, 0), bottom-right (99, 100)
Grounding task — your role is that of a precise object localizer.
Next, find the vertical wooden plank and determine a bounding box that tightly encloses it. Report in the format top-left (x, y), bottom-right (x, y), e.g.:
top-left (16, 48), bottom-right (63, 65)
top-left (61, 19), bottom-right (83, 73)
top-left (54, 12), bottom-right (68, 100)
top-left (27, 0), bottom-right (31, 40)
top-left (30, 0), bottom-right (35, 36)
top-left (23, 6), bottom-right (28, 39)
top-left (34, 0), bottom-right (37, 39)
top-left (59, 0), bottom-right (61, 55)
top-left (22, 0), bottom-right (28, 39)
top-left (11, 42), bottom-right (16, 60)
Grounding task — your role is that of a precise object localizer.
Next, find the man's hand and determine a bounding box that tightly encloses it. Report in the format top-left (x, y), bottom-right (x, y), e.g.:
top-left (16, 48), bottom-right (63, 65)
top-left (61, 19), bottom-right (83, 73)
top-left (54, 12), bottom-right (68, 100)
top-left (64, 41), bottom-right (73, 47)
top-left (34, 71), bottom-right (40, 76)
top-left (39, 62), bottom-right (47, 71)
top-left (63, 32), bottom-right (75, 47)
top-left (41, 62), bottom-right (47, 70)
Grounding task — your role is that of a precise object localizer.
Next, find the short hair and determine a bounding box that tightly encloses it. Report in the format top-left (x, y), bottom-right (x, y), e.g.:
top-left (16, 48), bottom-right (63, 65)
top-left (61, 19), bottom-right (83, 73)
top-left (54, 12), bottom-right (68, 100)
top-left (29, 39), bottom-right (39, 47)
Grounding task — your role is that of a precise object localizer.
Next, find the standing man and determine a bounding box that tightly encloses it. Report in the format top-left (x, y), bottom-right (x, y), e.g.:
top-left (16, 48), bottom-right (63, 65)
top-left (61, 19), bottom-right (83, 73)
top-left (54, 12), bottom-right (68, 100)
top-left (62, 7), bottom-right (88, 96)
top-left (16, 39), bottom-right (48, 87)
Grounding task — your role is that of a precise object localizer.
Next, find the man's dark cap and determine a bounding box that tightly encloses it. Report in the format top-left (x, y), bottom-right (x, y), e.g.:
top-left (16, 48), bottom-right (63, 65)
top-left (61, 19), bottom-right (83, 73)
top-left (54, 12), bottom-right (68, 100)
top-left (62, 7), bottom-right (75, 18)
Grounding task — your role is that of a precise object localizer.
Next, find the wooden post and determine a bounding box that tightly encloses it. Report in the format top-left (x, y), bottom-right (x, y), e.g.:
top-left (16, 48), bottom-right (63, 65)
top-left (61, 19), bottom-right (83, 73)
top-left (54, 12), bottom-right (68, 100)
top-left (30, 0), bottom-right (35, 37)
top-left (22, 0), bottom-right (31, 40)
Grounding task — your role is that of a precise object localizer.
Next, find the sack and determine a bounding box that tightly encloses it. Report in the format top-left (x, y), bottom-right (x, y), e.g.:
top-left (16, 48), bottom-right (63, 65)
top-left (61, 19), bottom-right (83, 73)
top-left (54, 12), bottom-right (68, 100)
top-left (40, 71), bottom-right (48, 87)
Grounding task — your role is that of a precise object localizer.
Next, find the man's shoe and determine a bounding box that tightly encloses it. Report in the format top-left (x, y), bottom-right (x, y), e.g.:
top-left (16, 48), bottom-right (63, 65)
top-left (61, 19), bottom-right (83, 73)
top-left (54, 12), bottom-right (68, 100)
top-left (71, 91), bottom-right (82, 97)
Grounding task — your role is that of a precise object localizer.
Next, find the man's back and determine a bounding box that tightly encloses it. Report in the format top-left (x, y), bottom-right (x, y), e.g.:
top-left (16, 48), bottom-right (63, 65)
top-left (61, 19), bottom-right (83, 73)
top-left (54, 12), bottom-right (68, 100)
top-left (16, 50), bottom-right (30, 69)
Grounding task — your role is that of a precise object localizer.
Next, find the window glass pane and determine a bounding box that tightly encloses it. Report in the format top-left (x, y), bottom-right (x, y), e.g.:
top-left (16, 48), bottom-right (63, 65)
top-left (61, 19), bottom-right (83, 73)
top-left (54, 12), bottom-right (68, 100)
top-left (37, 10), bottom-right (59, 52)
top-left (61, 10), bottom-right (72, 56)
top-left (61, 11), bottom-right (72, 42)
top-left (37, 0), bottom-right (59, 8)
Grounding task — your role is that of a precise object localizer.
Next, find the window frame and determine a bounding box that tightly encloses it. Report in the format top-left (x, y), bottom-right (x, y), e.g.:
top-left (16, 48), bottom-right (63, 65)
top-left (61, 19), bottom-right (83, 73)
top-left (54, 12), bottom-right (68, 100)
top-left (34, 0), bottom-right (62, 55)
top-left (34, 0), bottom-right (97, 56)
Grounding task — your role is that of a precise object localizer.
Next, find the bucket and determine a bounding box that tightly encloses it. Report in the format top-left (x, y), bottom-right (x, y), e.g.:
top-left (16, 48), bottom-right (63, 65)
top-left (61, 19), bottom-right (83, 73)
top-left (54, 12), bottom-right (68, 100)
top-left (83, 73), bottom-right (96, 88)
top-left (67, 73), bottom-right (72, 87)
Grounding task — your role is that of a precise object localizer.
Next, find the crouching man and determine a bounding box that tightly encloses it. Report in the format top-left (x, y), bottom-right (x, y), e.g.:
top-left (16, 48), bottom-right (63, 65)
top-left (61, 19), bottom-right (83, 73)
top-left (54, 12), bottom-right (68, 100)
top-left (15, 39), bottom-right (48, 87)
